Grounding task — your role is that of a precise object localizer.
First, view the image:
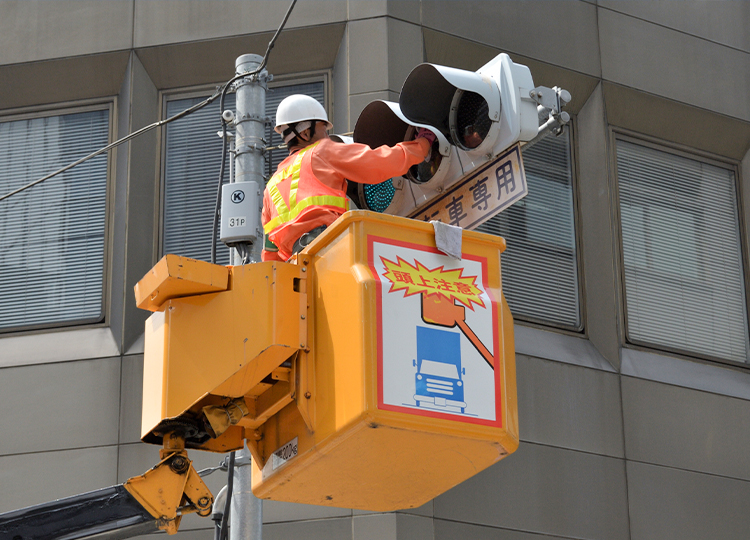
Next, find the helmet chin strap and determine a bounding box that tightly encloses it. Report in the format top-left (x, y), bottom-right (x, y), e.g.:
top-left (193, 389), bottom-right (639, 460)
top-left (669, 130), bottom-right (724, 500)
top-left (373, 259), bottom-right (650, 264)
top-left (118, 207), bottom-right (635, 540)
top-left (285, 120), bottom-right (317, 147)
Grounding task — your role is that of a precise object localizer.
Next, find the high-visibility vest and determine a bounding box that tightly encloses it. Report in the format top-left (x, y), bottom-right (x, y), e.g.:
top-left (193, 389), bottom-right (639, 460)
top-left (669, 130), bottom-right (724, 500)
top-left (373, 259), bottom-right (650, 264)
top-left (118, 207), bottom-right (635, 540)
top-left (263, 141), bottom-right (349, 241)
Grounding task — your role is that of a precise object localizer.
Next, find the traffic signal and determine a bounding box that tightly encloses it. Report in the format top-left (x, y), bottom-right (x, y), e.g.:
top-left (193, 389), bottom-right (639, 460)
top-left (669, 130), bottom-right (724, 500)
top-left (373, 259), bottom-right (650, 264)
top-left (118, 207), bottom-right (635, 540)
top-left (351, 100), bottom-right (463, 215)
top-left (398, 52), bottom-right (538, 168)
top-left (350, 53), bottom-right (570, 228)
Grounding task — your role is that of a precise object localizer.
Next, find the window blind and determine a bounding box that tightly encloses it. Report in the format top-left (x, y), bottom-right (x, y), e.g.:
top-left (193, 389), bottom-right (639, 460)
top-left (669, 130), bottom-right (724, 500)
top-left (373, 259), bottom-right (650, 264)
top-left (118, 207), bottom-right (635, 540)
top-left (163, 82), bottom-right (325, 264)
top-left (0, 109), bottom-right (109, 330)
top-left (476, 131), bottom-right (580, 329)
top-left (617, 139), bottom-right (749, 363)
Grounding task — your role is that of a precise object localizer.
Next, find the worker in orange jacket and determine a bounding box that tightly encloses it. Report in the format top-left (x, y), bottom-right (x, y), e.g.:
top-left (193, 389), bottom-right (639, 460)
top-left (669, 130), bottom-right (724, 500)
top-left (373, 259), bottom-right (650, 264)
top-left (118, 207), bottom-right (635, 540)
top-left (262, 94), bottom-right (436, 261)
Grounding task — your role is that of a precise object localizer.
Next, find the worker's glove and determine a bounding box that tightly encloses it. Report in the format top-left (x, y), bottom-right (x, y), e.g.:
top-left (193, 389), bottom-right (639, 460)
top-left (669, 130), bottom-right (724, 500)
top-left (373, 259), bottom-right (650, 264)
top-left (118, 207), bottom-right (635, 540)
top-left (416, 128), bottom-right (437, 146)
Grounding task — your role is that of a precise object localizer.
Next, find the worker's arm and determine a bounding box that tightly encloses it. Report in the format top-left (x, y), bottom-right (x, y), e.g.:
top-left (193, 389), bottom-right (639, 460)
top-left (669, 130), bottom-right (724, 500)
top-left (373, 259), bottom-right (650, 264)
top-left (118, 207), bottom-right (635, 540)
top-left (314, 138), bottom-right (431, 186)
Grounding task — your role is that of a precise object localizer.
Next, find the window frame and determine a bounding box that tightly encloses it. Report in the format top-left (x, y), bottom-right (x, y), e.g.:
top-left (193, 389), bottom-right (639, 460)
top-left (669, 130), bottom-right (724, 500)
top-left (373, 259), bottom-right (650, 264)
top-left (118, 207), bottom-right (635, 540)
top-left (156, 71), bottom-right (330, 260)
top-left (611, 128), bottom-right (750, 368)
top-left (0, 98), bottom-right (116, 335)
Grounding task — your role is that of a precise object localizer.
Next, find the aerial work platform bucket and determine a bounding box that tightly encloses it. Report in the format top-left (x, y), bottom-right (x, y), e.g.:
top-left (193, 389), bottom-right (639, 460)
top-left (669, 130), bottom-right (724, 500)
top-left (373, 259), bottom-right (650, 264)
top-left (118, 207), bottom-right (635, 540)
top-left (136, 210), bottom-right (517, 511)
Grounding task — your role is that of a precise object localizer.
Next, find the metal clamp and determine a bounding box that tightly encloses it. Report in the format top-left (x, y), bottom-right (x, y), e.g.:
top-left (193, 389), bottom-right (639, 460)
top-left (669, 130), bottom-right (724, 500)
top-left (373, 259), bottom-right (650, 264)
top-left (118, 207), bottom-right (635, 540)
top-left (523, 86), bottom-right (573, 149)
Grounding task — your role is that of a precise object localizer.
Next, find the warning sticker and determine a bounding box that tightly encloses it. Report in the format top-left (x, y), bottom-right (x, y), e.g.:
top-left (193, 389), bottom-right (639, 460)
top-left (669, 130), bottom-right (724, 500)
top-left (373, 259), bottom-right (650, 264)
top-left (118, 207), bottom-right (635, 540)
top-left (368, 236), bottom-right (502, 427)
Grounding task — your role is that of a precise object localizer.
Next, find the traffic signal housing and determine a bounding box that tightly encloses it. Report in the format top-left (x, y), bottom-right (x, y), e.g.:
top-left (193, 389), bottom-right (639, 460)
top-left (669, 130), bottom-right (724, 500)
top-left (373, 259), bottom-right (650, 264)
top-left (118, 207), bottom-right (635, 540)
top-left (399, 53), bottom-right (538, 168)
top-left (351, 100), bottom-right (463, 215)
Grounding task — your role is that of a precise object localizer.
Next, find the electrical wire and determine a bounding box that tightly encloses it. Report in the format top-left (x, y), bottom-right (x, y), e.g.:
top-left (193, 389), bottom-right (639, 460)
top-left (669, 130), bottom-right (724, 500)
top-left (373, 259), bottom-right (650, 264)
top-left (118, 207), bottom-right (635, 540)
top-left (1, 0), bottom-right (298, 212)
top-left (210, 0), bottom-right (298, 264)
top-left (218, 451), bottom-right (235, 540)
top-left (0, 92), bottom-right (221, 203)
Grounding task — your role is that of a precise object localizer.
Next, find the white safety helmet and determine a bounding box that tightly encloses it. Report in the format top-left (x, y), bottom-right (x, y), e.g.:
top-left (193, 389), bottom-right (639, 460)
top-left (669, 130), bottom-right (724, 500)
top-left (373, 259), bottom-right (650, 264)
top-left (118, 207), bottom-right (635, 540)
top-left (274, 94), bottom-right (332, 143)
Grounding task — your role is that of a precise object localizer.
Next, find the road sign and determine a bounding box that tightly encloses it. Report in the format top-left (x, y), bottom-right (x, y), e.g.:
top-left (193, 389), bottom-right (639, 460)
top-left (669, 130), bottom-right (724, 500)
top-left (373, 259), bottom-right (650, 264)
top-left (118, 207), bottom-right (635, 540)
top-left (408, 143), bottom-right (527, 230)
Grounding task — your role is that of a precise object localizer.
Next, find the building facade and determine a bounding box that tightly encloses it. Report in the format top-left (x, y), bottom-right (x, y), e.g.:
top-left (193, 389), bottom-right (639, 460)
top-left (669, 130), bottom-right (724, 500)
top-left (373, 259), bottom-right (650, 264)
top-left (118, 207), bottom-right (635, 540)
top-left (1, 1), bottom-right (749, 539)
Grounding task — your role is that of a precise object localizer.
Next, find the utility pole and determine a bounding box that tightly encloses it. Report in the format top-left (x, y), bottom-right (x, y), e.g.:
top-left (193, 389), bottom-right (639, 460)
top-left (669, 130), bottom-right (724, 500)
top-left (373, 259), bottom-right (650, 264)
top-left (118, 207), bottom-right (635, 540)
top-left (231, 53), bottom-right (269, 264)
top-left (229, 53), bottom-right (268, 539)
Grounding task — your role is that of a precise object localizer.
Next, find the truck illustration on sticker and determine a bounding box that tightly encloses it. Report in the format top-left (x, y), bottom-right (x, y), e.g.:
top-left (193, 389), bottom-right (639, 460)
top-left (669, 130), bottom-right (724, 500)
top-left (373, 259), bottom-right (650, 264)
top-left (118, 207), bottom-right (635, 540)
top-left (413, 326), bottom-right (467, 413)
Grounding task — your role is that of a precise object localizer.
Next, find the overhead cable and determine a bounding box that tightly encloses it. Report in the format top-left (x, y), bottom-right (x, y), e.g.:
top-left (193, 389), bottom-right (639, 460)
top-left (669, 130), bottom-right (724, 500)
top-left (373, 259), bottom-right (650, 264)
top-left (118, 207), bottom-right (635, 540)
top-left (211, 0), bottom-right (298, 264)
top-left (0, 92), bottom-right (221, 203)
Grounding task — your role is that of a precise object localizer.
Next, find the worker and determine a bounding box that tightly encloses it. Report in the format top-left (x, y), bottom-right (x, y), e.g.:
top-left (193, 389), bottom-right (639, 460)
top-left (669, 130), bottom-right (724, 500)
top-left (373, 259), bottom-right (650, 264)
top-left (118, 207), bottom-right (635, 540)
top-left (262, 94), bottom-right (436, 261)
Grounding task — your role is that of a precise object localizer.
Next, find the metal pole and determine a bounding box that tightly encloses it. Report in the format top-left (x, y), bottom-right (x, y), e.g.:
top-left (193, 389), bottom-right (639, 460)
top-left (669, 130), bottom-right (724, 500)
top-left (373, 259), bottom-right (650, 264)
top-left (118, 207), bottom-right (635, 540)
top-left (233, 53), bottom-right (269, 264)
top-left (230, 443), bottom-right (262, 540)
top-left (228, 53), bottom-right (267, 540)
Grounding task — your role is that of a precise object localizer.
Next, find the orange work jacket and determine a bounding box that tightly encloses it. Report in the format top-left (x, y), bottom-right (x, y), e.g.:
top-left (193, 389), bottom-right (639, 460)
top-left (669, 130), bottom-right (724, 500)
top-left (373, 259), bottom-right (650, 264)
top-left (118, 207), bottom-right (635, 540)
top-left (262, 137), bottom-right (430, 261)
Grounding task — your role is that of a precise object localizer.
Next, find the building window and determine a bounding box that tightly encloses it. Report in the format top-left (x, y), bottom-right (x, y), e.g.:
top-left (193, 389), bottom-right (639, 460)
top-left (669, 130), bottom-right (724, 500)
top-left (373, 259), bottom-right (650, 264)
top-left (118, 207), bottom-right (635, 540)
top-left (0, 106), bottom-right (110, 331)
top-left (476, 130), bottom-right (580, 329)
top-left (162, 80), bottom-right (326, 264)
top-left (616, 137), bottom-right (749, 364)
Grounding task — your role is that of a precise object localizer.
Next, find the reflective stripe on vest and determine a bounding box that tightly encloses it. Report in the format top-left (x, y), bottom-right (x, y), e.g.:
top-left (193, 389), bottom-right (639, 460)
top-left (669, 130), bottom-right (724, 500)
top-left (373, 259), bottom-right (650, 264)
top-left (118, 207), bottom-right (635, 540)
top-left (263, 141), bottom-right (348, 234)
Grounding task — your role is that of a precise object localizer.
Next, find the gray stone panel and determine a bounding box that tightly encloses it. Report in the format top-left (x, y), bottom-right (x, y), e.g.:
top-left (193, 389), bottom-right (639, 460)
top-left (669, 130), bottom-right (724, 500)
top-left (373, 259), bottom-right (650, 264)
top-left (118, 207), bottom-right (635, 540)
top-left (135, 24), bottom-right (345, 90)
top-left (387, 0), bottom-right (421, 23)
top-left (110, 55), bottom-right (134, 354)
top-left (347, 0), bottom-right (420, 22)
top-left (395, 513), bottom-right (434, 540)
top-left (0, 357), bottom-right (121, 456)
top-left (349, 90), bottom-right (400, 131)
top-left (119, 355), bottom-right (145, 444)
top-left (599, 0), bottom-right (750, 53)
top-left (627, 460), bottom-right (750, 540)
top-left (387, 18), bottom-right (424, 93)
top-left (435, 519), bottom-right (570, 540)
top-left (351, 513), bottom-right (434, 540)
top-left (133, 0), bottom-right (347, 48)
top-left (264, 499), bottom-right (352, 523)
top-left (263, 517), bottom-right (353, 540)
top-left (348, 0), bottom-right (388, 20)
top-left (0, 446), bottom-right (118, 513)
top-left (602, 81), bottom-right (750, 161)
top-left (622, 376), bottom-right (750, 480)
top-left (434, 442), bottom-right (629, 540)
top-left (353, 513), bottom-right (397, 540)
top-left (0, 0), bottom-right (134, 65)
top-left (742, 148), bottom-right (750, 271)
top-left (348, 18), bottom-right (390, 95)
top-left (332, 23), bottom-right (351, 132)
top-left (598, 8), bottom-right (750, 122)
top-left (576, 83), bottom-right (623, 367)
top-left (517, 355), bottom-right (624, 457)
top-left (514, 326), bottom-right (615, 372)
top-left (0, 328), bottom-right (121, 368)
top-left (621, 347), bottom-right (750, 401)
top-left (121, 54), bottom-right (159, 351)
top-left (0, 52), bottom-right (131, 111)
top-left (421, 0), bottom-right (601, 76)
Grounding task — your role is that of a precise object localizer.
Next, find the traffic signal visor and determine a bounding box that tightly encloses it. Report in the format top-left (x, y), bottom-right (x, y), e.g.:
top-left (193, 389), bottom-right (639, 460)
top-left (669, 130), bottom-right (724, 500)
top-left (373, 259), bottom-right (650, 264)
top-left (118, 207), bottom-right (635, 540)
top-left (399, 53), bottom-right (538, 158)
top-left (352, 100), bottom-right (463, 214)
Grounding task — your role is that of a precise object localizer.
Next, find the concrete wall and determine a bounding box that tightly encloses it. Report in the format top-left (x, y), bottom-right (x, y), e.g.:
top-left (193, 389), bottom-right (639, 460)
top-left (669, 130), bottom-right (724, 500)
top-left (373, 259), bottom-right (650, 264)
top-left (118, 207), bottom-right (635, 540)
top-left (1, 1), bottom-right (749, 539)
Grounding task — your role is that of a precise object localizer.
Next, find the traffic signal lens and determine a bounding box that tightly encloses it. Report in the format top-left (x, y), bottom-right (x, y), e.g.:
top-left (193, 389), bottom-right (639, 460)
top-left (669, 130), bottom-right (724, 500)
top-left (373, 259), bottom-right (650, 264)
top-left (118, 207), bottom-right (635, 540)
top-left (362, 179), bottom-right (396, 212)
top-left (451, 90), bottom-right (491, 150)
top-left (407, 140), bottom-right (443, 184)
